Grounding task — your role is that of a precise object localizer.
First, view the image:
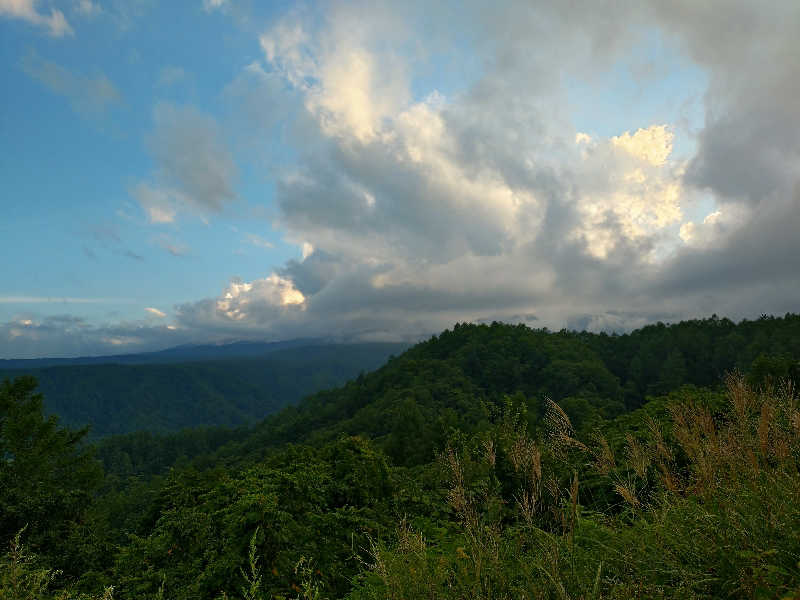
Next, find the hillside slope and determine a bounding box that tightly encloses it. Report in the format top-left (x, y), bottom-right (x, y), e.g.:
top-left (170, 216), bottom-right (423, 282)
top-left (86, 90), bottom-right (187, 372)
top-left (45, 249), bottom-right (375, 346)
top-left (0, 342), bottom-right (407, 437)
top-left (218, 315), bottom-right (800, 465)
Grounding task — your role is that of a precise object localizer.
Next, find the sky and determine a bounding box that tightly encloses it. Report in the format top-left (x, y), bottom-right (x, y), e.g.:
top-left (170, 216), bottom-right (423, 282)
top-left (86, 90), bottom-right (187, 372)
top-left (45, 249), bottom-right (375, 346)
top-left (1, 0), bottom-right (799, 358)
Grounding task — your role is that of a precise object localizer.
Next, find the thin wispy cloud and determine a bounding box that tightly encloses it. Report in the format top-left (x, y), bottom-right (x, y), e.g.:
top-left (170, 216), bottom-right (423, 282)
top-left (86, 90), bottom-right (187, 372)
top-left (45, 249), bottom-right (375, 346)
top-left (0, 0), bottom-right (73, 36)
top-left (245, 233), bottom-right (273, 249)
top-left (0, 296), bottom-right (135, 304)
top-left (20, 52), bottom-right (122, 118)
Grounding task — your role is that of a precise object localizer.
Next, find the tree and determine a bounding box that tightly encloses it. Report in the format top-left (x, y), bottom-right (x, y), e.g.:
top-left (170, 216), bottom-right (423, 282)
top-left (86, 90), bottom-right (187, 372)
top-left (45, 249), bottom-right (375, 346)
top-left (0, 376), bottom-right (102, 572)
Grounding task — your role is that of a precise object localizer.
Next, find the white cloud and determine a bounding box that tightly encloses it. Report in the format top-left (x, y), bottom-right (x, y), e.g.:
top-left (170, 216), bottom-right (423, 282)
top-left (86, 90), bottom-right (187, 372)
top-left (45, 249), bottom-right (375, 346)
top-left (245, 234), bottom-right (274, 249)
top-left (169, 0), bottom-right (796, 343)
top-left (202, 0), bottom-right (227, 12)
top-left (611, 125), bottom-right (674, 166)
top-left (145, 307), bottom-right (167, 317)
top-left (131, 183), bottom-right (178, 224)
top-left (215, 275), bottom-right (305, 322)
top-left (571, 124), bottom-right (685, 259)
top-left (0, 0), bottom-right (73, 36)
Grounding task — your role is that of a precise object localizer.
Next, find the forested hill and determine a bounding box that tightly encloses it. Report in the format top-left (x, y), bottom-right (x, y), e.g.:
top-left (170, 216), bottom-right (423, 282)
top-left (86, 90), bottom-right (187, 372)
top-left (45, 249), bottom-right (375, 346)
top-left (0, 338), bottom-right (320, 369)
top-left (0, 342), bottom-right (407, 438)
top-left (4, 314), bottom-right (800, 599)
top-left (220, 313), bottom-right (800, 465)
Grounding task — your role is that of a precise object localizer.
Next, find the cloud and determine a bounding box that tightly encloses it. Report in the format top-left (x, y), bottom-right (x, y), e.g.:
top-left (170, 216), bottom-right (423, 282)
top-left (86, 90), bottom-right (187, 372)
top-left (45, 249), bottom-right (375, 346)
top-left (6, 0), bottom-right (800, 358)
top-left (145, 307), bottom-right (166, 317)
top-left (154, 234), bottom-right (189, 257)
top-left (165, 0), bottom-right (800, 343)
top-left (82, 222), bottom-right (145, 261)
top-left (0, 314), bottom-right (191, 359)
top-left (0, 0), bottom-right (73, 36)
top-left (131, 183), bottom-right (178, 224)
top-left (133, 103), bottom-right (237, 222)
top-left (245, 233), bottom-right (274, 249)
top-left (73, 0), bottom-right (100, 18)
top-left (202, 0), bottom-right (227, 12)
top-left (0, 296), bottom-right (134, 304)
top-left (20, 53), bottom-right (122, 117)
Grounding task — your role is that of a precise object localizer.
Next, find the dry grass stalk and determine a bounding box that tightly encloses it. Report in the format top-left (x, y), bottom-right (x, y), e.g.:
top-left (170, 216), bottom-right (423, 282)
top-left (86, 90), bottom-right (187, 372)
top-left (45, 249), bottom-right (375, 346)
top-left (758, 400), bottom-right (773, 458)
top-left (545, 398), bottom-right (588, 457)
top-left (613, 478), bottom-right (640, 508)
top-left (396, 518), bottom-right (426, 556)
top-left (646, 416), bottom-right (672, 462)
top-left (625, 433), bottom-right (650, 478)
top-left (568, 471), bottom-right (579, 547)
top-left (445, 447), bottom-right (469, 516)
top-left (657, 460), bottom-right (681, 494)
top-left (726, 371), bottom-right (755, 427)
top-left (509, 436), bottom-right (542, 480)
top-left (515, 488), bottom-right (537, 526)
top-left (483, 438), bottom-right (496, 468)
top-left (591, 432), bottom-right (616, 475)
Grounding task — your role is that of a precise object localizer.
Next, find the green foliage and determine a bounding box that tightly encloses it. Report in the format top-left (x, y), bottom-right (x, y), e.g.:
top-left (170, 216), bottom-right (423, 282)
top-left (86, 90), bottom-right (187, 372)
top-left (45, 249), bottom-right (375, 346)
top-left (0, 377), bottom-right (103, 576)
top-left (7, 314), bottom-right (800, 599)
top-left (1, 529), bottom-right (62, 600)
top-left (0, 529), bottom-right (113, 600)
top-left (349, 376), bottom-right (800, 599)
top-left (0, 344), bottom-right (406, 439)
top-left (109, 437), bottom-right (396, 600)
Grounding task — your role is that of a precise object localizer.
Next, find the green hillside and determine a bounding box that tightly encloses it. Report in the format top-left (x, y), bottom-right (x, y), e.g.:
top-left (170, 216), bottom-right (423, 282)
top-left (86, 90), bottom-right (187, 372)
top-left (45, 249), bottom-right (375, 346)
top-left (2, 315), bottom-right (800, 599)
top-left (0, 343), bottom-right (407, 438)
top-left (216, 314), bottom-right (800, 466)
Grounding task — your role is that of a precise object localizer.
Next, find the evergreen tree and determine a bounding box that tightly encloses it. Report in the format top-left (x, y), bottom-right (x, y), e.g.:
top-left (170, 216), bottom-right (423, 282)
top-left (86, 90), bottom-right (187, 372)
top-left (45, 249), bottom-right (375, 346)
top-left (0, 376), bottom-right (102, 573)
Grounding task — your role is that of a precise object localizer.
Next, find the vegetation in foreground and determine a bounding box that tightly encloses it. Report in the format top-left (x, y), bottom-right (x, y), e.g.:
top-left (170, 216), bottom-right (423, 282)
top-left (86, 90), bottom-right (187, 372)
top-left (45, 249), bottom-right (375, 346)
top-left (2, 315), bottom-right (800, 599)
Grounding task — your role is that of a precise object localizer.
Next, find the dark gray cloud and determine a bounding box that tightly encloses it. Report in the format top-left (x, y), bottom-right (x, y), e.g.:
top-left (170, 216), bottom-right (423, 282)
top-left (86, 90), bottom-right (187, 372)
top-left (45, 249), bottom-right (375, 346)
top-left (148, 103), bottom-right (238, 212)
top-left (657, 1), bottom-right (800, 206)
top-left (132, 103), bottom-right (238, 223)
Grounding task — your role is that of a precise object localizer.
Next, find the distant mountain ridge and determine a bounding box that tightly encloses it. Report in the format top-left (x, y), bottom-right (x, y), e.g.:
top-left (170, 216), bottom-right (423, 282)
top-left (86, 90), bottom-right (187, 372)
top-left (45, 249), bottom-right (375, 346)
top-left (0, 342), bottom-right (409, 438)
top-left (0, 338), bottom-right (328, 369)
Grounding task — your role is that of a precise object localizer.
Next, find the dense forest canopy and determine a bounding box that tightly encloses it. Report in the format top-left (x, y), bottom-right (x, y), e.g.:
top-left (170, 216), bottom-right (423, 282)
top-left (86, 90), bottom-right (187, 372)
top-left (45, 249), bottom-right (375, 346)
top-left (0, 343), bottom-right (407, 438)
top-left (2, 314), bottom-right (800, 599)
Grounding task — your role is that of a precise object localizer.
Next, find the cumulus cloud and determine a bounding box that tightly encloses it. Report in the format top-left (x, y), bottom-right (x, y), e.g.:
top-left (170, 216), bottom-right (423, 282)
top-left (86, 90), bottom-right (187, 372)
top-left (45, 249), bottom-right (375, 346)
top-left (0, 0), bottom-right (73, 36)
top-left (167, 0), bottom-right (800, 342)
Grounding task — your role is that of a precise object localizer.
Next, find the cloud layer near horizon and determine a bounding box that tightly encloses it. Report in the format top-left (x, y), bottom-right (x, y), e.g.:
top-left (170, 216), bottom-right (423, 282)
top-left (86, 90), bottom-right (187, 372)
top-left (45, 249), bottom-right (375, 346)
top-left (2, 0), bottom-right (800, 358)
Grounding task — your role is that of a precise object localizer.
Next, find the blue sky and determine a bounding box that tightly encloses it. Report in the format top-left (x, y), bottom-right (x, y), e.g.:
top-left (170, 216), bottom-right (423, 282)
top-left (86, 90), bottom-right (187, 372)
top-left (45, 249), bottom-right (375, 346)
top-left (1, 1), bottom-right (798, 357)
top-left (2, 1), bottom-right (299, 323)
